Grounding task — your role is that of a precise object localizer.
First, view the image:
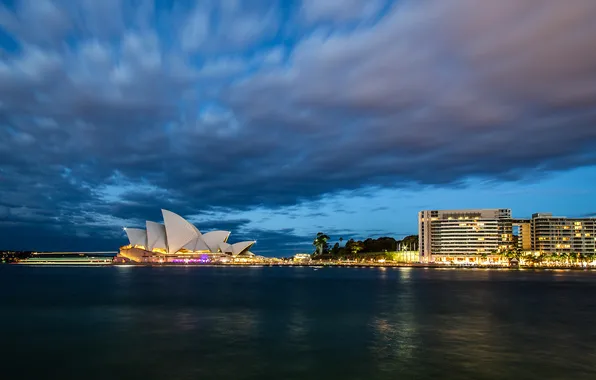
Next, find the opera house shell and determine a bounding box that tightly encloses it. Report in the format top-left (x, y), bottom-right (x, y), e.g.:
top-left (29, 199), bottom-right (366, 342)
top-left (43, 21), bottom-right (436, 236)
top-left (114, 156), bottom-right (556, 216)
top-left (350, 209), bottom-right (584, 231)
top-left (117, 209), bottom-right (256, 263)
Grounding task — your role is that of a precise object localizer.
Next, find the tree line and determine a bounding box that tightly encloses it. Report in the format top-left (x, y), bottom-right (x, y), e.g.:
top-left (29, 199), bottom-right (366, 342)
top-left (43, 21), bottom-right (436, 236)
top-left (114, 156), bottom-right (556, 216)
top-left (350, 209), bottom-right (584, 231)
top-left (0, 251), bottom-right (33, 263)
top-left (312, 232), bottom-right (418, 259)
top-left (495, 248), bottom-right (596, 266)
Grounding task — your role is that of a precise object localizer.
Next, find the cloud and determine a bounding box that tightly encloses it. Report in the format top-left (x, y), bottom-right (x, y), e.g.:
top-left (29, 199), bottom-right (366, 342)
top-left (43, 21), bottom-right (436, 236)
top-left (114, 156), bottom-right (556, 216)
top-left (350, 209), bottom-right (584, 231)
top-left (179, 0), bottom-right (280, 54)
top-left (227, 0), bottom-right (596, 190)
top-left (0, 0), bottom-right (70, 46)
top-left (301, 0), bottom-right (386, 24)
top-left (1, 0), bottom-right (596, 254)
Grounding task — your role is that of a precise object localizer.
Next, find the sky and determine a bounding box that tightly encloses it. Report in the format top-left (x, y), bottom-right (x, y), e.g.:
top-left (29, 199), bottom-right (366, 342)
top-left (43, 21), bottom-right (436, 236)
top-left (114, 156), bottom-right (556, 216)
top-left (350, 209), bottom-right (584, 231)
top-left (1, 0), bottom-right (596, 256)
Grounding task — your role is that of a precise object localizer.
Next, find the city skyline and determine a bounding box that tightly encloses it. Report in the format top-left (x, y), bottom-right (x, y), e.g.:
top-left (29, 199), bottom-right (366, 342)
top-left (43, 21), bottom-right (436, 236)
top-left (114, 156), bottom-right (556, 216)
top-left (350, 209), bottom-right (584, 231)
top-left (1, 1), bottom-right (596, 256)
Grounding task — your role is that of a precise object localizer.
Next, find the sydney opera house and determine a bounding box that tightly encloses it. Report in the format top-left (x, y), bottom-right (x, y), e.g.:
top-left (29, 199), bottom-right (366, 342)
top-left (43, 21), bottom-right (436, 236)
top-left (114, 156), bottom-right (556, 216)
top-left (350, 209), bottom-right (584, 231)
top-left (116, 209), bottom-right (256, 263)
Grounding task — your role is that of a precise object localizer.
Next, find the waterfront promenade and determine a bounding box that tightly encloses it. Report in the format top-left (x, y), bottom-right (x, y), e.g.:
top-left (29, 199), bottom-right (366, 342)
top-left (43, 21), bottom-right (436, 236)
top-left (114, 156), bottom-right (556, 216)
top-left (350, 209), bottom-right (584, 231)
top-left (15, 259), bottom-right (596, 270)
top-left (10, 250), bottom-right (596, 269)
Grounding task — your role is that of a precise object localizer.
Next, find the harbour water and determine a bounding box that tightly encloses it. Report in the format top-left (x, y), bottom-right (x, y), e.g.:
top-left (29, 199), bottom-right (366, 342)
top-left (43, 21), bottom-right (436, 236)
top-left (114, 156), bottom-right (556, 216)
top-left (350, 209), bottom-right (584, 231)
top-left (1, 265), bottom-right (595, 380)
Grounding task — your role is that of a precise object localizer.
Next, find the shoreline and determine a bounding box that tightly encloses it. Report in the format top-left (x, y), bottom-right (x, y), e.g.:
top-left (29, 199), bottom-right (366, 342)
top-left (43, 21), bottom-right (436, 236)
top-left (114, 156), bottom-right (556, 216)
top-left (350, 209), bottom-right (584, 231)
top-left (10, 261), bottom-right (596, 270)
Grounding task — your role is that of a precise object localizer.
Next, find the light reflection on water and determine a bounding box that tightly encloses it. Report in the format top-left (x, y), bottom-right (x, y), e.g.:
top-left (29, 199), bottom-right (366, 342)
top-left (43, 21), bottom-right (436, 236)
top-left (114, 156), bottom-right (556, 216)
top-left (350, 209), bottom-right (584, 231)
top-left (370, 267), bottom-right (417, 374)
top-left (1, 266), bottom-right (596, 380)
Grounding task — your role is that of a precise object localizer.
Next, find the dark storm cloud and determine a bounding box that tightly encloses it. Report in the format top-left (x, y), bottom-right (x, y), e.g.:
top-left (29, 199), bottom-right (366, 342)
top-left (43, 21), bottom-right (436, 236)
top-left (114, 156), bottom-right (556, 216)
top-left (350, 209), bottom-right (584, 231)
top-left (228, 1), bottom-right (596, 194)
top-left (1, 0), bottom-right (596, 253)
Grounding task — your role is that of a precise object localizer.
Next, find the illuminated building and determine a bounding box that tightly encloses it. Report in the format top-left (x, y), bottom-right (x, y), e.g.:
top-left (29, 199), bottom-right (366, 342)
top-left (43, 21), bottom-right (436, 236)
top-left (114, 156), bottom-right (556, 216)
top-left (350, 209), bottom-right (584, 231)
top-left (529, 213), bottom-right (596, 256)
top-left (418, 209), bottom-right (513, 263)
top-left (515, 220), bottom-right (532, 251)
top-left (293, 253), bottom-right (311, 262)
top-left (117, 209), bottom-right (256, 263)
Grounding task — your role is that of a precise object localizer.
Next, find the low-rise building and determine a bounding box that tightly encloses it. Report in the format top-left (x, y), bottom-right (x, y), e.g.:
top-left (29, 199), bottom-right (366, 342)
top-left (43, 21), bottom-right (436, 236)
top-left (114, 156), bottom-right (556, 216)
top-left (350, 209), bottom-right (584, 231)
top-left (293, 253), bottom-right (311, 262)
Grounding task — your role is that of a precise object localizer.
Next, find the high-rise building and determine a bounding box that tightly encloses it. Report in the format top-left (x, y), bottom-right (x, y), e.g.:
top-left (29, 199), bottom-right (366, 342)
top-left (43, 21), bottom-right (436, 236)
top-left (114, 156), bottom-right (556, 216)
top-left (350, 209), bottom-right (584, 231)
top-left (530, 213), bottom-right (596, 255)
top-left (418, 209), bottom-right (513, 262)
top-left (516, 220), bottom-right (532, 251)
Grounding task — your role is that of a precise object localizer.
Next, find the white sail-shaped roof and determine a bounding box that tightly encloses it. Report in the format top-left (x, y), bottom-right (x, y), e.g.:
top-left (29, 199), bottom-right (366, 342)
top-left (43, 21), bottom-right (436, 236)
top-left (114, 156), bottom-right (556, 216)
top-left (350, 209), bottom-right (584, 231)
top-left (124, 228), bottom-right (147, 248)
top-left (231, 241), bottom-right (256, 256)
top-left (183, 236), bottom-right (211, 252)
top-left (173, 213), bottom-right (212, 252)
top-left (202, 231), bottom-right (231, 252)
top-left (162, 209), bottom-right (200, 254)
top-left (146, 221), bottom-right (167, 251)
top-left (219, 242), bottom-right (233, 254)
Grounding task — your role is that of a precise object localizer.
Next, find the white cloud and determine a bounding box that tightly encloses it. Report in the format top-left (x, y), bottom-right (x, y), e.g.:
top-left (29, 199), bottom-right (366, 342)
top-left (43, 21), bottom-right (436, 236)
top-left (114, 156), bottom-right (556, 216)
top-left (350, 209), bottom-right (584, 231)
top-left (179, 1), bottom-right (280, 54)
top-left (301, 0), bottom-right (385, 23)
top-left (180, 4), bottom-right (210, 53)
top-left (2, 45), bottom-right (62, 82)
top-left (198, 57), bottom-right (247, 78)
top-left (121, 32), bottom-right (162, 71)
top-left (0, 0), bottom-right (71, 45)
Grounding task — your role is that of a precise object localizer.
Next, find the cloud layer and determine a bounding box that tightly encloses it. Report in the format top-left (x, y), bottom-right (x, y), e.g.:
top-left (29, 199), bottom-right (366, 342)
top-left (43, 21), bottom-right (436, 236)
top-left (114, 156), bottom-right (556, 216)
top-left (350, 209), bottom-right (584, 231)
top-left (1, 0), bottom-right (596, 253)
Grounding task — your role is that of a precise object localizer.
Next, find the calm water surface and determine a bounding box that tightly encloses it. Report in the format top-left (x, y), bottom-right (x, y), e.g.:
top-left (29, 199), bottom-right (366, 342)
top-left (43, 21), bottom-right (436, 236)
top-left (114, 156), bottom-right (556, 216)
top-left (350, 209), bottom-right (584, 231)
top-left (1, 266), bottom-right (595, 380)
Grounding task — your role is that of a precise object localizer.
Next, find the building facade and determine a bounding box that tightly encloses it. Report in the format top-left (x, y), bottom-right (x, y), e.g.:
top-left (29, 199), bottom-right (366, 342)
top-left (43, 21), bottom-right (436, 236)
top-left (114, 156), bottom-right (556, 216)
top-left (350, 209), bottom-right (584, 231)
top-left (529, 213), bottom-right (596, 256)
top-left (418, 209), bottom-right (513, 263)
top-left (118, 209), bottom-right (256, 263)
top-left (515, 220), bottom-right (532, 251)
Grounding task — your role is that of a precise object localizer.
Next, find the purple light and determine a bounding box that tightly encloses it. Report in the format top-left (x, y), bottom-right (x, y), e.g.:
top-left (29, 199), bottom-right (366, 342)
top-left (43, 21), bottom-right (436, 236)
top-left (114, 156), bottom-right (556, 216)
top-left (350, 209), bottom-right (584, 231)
top-left (171, 258), bottom-right (210, 264)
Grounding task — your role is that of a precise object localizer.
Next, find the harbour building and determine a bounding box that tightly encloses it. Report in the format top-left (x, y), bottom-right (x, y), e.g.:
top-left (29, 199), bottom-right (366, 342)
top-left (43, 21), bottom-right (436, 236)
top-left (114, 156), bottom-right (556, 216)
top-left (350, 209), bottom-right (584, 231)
top-left (418, 209), bottom-right (513, 263)
top-left (529, 213), bottom-right (596, 256)
top-left (117, 209), bottom-right (257, 263)
top-left (515, 220), bottom-right (532, 251)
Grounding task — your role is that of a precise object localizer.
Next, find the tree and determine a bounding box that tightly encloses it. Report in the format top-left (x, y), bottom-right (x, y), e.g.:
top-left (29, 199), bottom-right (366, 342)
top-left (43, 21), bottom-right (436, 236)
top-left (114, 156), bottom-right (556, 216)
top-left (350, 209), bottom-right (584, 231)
top-left (313, 232), bottom-right (330, 256)
top-left (499, 248), bottom-right (522, 265)
top-left (570, 252), bottom-right (579, 266)
top-left (399, 235), bottom-right (419, 251)
top-left (529, 254), bottom-right (544, 266)
top-left (331, 242), bottom-right (340, 255)
top-left (350, 241), bottom-right (364, 255)
top-left (587, 252), bottom-right (596, 266)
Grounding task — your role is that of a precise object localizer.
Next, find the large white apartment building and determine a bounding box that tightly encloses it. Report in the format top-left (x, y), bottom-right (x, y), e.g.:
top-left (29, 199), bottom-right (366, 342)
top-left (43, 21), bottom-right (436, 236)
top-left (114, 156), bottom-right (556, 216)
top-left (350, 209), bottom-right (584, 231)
top-left (528, 213), bottom-right (596, 255)
top-left (418, 209), bottom-right (513, 262)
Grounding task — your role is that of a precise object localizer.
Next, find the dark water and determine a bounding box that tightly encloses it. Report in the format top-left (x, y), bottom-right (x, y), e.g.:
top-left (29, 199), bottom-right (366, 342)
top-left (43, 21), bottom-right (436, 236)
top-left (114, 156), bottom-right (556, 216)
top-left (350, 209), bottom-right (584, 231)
top-left (1, 266), bottom-right (596, 380)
